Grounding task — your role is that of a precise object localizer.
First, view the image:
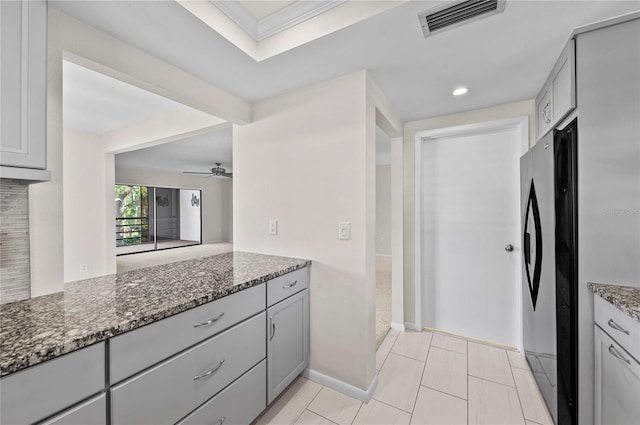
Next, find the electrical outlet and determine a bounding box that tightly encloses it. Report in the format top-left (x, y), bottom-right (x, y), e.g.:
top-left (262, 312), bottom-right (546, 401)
top-left (269, 219), bottom-right (278, 235)
top-left (80, 264), bottom-right (88, 272)
top-left (338, 222), bottom-right (350, 240)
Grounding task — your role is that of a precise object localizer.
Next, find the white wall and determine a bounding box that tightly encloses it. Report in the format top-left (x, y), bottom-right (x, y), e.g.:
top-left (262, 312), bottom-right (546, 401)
top-left (63, 128), bottom-right (116, 283)
top-left (402, 100), bottom-right (535, 327)
top-left (31, 9), bottom-right (238, 295)
top-left (180, 189), bottom-right (202, 242)
top-left (116, 167), bottom-right (232, 244)
top-left (234, 71), bottom-right (376, 393)
top-left (375, 165), bottom-right (391, 256)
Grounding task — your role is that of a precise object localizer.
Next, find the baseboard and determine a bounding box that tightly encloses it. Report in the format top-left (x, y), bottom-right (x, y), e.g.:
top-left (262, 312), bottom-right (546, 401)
top-left (390, 321), bottom-right (405, 332)
top-left (404, 322), bottom-right (421, 332)
top-left (302, 368), bottom-right (378, 402)
top-left (422, 326), bottom-right (518, 351)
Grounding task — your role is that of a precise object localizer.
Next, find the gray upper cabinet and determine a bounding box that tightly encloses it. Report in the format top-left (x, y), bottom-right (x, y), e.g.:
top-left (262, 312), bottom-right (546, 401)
top-left (0, 0), bottom-right (50, 181)
top-left (267, 288), bottom-right (309, 404)
top-left (535, 39), bottom-right (576, 140)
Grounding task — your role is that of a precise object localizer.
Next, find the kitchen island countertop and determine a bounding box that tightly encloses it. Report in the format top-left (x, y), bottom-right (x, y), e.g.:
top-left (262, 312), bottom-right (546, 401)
top-left (0, 251), bottom-right (310, 377)
top-left (588, 282), bottom-right (640, 322)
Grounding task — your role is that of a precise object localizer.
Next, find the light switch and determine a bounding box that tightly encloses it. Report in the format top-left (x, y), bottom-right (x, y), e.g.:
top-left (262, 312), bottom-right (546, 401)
top-left (269, 219), bottom-right (278, 235)
top-left (338, 222), bottom-right (350, 240)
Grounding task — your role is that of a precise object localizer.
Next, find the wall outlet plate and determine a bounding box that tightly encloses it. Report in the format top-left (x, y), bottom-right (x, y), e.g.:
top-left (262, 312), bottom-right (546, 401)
top-left (269, 219), bottom-right (278, 235)
top-left (338, 221), bottom-right (350, 240)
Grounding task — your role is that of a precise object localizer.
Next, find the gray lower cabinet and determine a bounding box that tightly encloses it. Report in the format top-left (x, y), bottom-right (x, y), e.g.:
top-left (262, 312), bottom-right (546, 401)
top-left (178, 361), bottom-right (267, 425)
top-left (0, 343), bottom-right (105, 425)
top-left (594, 325), bottom-right (640, 425)
top-left (110, 283), bottom-right (266, 384)
top-left (111, 313), bottom-right (266, 425)
top-left (40, 394), bottom-right (107, 425)
top-left (267, 289), bottom-right (309, 404)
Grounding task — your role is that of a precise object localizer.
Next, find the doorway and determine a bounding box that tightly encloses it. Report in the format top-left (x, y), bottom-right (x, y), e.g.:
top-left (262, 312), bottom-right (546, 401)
top-left (415, 118), bottom-right (528, 348)
top-left (375, 126), bottom-right (392, 346)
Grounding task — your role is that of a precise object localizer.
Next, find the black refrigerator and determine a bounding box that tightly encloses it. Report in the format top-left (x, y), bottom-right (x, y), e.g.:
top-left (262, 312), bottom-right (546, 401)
top-left (521, 119), bottom-right (578, 425)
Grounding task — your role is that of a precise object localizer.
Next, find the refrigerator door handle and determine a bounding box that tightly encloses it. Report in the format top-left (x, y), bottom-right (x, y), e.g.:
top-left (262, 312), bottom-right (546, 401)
top-left (524, 179), bottom-right (543, 310)
top-left (524, 232), bottom-right (531, 264)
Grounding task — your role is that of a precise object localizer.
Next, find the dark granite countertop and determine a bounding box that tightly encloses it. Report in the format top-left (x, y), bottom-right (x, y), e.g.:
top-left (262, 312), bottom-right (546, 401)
top-left (588, 282), bottom-right (640, 322)
top-left (0, 251), bottom-right (310, 377)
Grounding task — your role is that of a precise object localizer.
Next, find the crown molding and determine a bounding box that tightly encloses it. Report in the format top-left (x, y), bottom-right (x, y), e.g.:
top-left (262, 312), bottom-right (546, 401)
top-left (210, 0), bottom-right (347, 42)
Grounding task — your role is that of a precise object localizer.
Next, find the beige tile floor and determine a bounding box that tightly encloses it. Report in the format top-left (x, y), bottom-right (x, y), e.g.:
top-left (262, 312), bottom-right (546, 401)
top-left (255, 330), bottom-right (554, 425)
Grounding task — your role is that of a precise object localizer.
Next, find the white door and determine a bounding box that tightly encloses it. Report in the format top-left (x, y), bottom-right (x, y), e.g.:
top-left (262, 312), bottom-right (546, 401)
top-left (421, 124), bottom-right (523, 346)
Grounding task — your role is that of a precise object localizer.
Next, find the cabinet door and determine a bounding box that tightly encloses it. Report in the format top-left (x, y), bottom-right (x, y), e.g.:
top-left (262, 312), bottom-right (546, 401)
top-left (535, 82), bottom-right (553, 139)
top-left (0, 0), bottom-right (47, 169)
top-left (551, 39), bottom-right (576, 126)
top-left (267, 289), bottom-right (309, 404)
top-left (594, 326), bottom-right (640, 425)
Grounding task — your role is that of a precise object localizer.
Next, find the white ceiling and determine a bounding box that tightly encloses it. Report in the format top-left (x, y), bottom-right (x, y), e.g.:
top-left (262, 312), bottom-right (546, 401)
top-left (115, 125), bottom-right (233, 174)
top-left (62, 60), bottom-right (195, 134)
top-left (51, 0), bottom-right (640, 122)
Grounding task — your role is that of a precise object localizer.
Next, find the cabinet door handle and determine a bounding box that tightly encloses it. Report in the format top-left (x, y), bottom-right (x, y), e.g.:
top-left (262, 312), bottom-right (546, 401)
top-left (283, 280), bottom-right (298, 289)
top-left (607, 318), bottom-right (629, 335)
top-left (270, 316), bottom-right (276, 341)
top-left (193, 359), bottom-right (225, 380)
top-left (213, 417), bottom-right (225, 425)
top-left (194, 312), bottom-right (225, 328)
top-left (608, 345), bottom-right (631, 365)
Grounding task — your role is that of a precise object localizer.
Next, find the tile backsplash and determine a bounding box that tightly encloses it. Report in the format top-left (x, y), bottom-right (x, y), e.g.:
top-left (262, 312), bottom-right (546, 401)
top-left (0, 179), bottom-right (30, 304)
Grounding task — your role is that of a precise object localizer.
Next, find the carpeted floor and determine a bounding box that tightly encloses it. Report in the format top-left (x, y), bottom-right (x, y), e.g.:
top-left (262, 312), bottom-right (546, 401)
top-left (376, 256), bottom-right (392, 348)
top-left (116, 242), bottom-right (233, 273)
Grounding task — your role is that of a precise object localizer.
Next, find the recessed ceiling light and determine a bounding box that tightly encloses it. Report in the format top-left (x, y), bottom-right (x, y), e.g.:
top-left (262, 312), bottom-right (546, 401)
top-left (453, 87), bottom-right (468, 96)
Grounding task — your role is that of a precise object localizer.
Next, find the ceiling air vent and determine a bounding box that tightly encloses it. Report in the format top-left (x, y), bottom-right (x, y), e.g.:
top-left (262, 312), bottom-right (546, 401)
top-left (418, 0), bottom-right (506, 37)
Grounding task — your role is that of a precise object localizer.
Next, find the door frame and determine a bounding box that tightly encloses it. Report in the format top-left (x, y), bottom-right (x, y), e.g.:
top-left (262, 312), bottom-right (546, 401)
top-left (413, 116), bottom-right (529, 350)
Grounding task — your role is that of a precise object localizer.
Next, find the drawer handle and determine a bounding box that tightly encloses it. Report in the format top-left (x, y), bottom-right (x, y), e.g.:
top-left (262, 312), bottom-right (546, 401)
top-left (283, 280), bottom-right (298, 289)
top-left (193, 359), bottom-right (225, 380)
top-left (608, 344), bottom-right (631, 365)
top-left (608, 318), bottom-right (630, 335)
top-left (194, 312), bottom-right (225, 328)
top-left (270, 315), bottom-right (276, 342)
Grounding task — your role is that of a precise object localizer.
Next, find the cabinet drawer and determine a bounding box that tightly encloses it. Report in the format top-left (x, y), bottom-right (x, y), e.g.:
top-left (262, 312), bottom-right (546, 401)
top-left (110, 283), bottom-right (265, 383)
top-left (267, 267), bottom-right (309, 307)
top-left (0, 343), bottom-right (105, 425)
top-left (41, 394), bottom-right (106, 425)
top-left (594, 296), bottom-right (640, 361)
top-left (178, 360), bottom-right (266, 425)
top-left (111, 312), bottom-right (266, 425)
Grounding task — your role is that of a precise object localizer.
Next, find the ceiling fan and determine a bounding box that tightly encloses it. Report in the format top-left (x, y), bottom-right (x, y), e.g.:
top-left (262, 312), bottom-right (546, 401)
top-left (183, 163), bottom-right (233, 178)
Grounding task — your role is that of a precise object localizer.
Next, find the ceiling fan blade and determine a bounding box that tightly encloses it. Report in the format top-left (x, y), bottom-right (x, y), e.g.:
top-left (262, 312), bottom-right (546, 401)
top-left (222, 173), bottom-right (233, 178)
top-left (183, 171), bottom-right (213, 174)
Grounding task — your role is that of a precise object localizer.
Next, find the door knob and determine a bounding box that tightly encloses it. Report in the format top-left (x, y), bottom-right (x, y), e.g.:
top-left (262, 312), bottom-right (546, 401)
top-left (505, 244), bottom-right (514, 252)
